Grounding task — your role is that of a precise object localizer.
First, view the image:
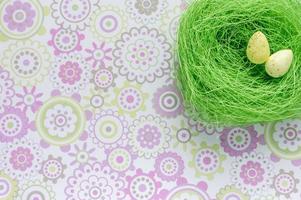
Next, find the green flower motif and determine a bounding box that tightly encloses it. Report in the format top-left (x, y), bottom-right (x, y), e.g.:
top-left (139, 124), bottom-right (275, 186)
top-left (2, 40), bottom-right (51, 86)
top-left (265, 119), bottom-right (301, 160)
top-left (90, 6), bottom-right (127, 42)
top-left (253, 194), bottom-right (278, 200)
top-left (216, 185), bottom-right (250, 200)
top-left (112, 81), bottom-right (148, 117)
top-left (189, 142), bottom-right (226, 180)
top-left (36, 96), bottom-right (85, 146)
top-left (16, 180), bottom-right (55, 200)
top-left (0, 171), bottom-right (18, 200)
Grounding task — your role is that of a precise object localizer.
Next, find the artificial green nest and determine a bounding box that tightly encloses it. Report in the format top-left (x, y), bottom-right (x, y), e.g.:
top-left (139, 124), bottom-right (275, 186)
top-left (177, 0), bottom-right (301, 126)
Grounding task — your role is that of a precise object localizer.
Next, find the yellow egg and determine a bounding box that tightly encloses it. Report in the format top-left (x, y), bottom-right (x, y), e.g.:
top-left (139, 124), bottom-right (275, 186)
top-left (246, 31), bottom-right (270, 64)
top-left (265, 49), bottom-right (293, 78)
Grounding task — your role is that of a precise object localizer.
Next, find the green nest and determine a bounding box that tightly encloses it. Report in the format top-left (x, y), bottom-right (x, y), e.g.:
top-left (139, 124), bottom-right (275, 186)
top-left (177, 0), bottom-right (301, 126)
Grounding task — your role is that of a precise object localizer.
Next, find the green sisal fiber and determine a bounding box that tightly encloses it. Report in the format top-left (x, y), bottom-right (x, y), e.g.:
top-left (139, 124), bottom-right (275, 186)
top-left (177, 0), bottom-right (301, 126)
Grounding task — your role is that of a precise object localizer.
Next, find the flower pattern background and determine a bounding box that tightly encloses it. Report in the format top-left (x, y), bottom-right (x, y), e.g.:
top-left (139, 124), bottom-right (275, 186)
top-left (0, 0), bottom-right (301, 199)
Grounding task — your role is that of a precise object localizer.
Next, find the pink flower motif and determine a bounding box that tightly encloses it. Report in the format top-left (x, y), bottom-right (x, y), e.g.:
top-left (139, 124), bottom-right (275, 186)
top-left (155, 152), bottom-right (184, 181)
top-left (137, 124), bottom-right (161, 148)
top-left (48, 28), bottom-right (85, 55)
top-left (152, 84), bottom-right (183, 118)
top-left (9, 147), bottom-right (34, 171)
top-left (125, 169), bottom-right (162, 200)
top-left (65, 162), bottom-right (125, 200)
top-left (220, 126), bottom-right (259, 157)
top-left (85, 42), bottom-right (112, 69)
top-left (3, 0), bottom-right (36, 32)
top-left (240, 161), bottom-right (265, 186)
top-left (0, 106), bottom-right (34, 143)
top-left (58, 61), bottom-right (82, 85)
top-left (16, 87), bottom-right (43, 113)
top-left (0, 67), bottom-right (14, 112)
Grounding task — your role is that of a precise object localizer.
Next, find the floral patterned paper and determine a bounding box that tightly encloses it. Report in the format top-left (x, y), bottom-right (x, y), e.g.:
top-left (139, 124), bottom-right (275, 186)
top-left (0, 0), bottom-right (301, 199)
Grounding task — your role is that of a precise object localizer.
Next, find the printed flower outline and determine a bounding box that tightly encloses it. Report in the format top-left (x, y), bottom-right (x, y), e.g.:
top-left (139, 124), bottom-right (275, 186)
top-left (85, 42), bottom-right (112, 69)
top-left (128, 115), bottom-right (171, 158)
top-left (112, 81), bottom-right (148, 117)
top-left (50, 53), bottom-right (91, 94)
top-left (216, 185), bottom-right (250, 200)
top-left (240, 161), bottom-right (265, 186)
top-left (39, 155), bottom-right (66, 183)
top-left (104, 146), bottom-right (137, 176)
top-left (272, 170), bottom-right (299, 198)
top-left (171, 120), bottom-right (198, 152)
top-left (48, 27), bottom-right (85, 55)
top-left (35, 91), bottom-right (89, 151)
top-left (220, 126), bottom-right (259, 156)
top-left (265, 119), bottom-right (301, 160)
top-left (114, 27), bottom-right (171, 83)
top-left (160, 178), bottom-right (211, 200)
top-left (231, 152), bottom-right (274, 196)
top-left (4, 1), bottom-right (36, 32)
top-left (89, 109), bottom-right (128, 149)
top-left (125, 0), bottom-right (168, 24)
top-left (16, 180), bottom-right (55, 200)
top-left (0, 138), bottom-right (43, 180)
top-left (65, 162), bottom-right (125, 200)
top-left (51, 0), bottom-right (99, 30)
top-left (0, 171), bottom-right (18, 200)
top-left (68, 142), bottom-right (97, 168)
top-left (0, 67), bottom-right (14, 112)
top-left (10, 147), bottom-right (33, 171)
top-left (0, 0), bottom-right (45, 39)
top-left (154, 151), bottom-right (184, 182)
top-left (16, 87), bottom-right (43, 113)
top-left (152, 84), bottom-right (184, 118)
top-left (2, 40), bottom-right (51, 86)
top-left (125, 169), bottom-right (162, 200)
top-left (0, 106), bottom-right (35, 143)
top-left (89, 6), bottom-right (127, 42)
top-left (189, 142), bottom-right (226, 180)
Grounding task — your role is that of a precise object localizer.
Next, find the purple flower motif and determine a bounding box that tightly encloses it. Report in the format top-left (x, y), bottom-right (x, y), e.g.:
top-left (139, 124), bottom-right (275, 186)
top-left (39, 155), bottom-right (66, 184)
top-left (231, 152), bottom-right (274, 196)
top-left (50, 53), bottom-right (91, 94)
top-left (59, 61), bottom-right (82, 85)
top-left (152, 84), bottom-right (183, 118)
top-left (220, 126), bottom-right (259, 156)
top-left (104, 146), bottom-right (137, 175)
top-left (129, 115), bottom-right (170, 158)
top-left (125, 169), bottom-right (162, 200)
top-left (0, 106), bottom-right (34, 143)
top-left (0, 138), bottom-right (42, 180)
top-left (272, 170), bottom-right (299, 198)
top-left (68, 143), bottom-right (97, 167)
top-left (48, 28), bottom-right (85, 55)
top-left (155, 151), bottom-right (184, 181)
top-left (89, 109), bottom-right (128, 149)
top-left (3, 0), bottom-right (36, 32)
top-left (9, 147), bottom-right (33, 171)
top-left (85, 42), bottom-right (112, 69)
top-left (16, 87), bottom-right (43, 113)
top-left (0, 67), bottom-right (14, 112)
top-left (240, 161), bottom-right (265, 186)
top-left (92, 67), bottom-right (116, 91)
top-left (137, 124), bottom-right (161, 148)
top-left (65, 162), bottom-right (125, 200)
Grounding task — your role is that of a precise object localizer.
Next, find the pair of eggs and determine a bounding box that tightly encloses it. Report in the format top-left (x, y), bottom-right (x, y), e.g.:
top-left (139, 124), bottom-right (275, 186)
top-left (246, 31), bottom-right (293, 78)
